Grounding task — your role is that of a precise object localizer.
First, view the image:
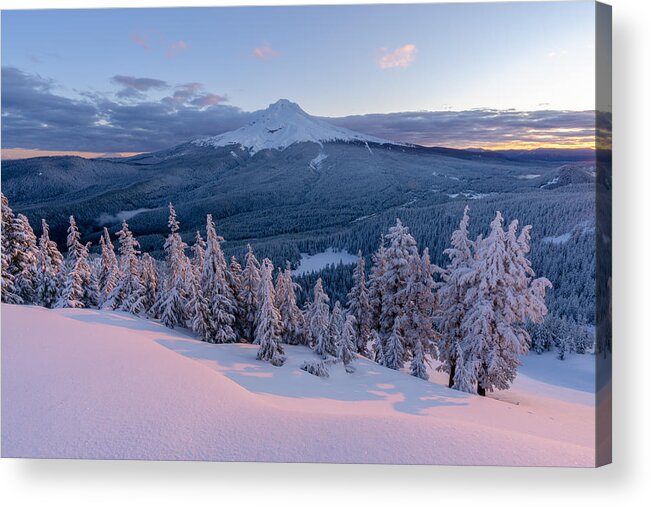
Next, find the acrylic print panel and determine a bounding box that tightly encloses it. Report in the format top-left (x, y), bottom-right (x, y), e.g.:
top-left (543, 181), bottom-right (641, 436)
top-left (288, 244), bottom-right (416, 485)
top-left (0, 1), bottom-right (611, 467)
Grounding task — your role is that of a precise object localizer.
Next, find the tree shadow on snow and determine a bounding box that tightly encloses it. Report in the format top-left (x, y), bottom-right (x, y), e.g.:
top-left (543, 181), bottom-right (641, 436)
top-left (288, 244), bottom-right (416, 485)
top-left (155, 335), bottom-right (469, 416)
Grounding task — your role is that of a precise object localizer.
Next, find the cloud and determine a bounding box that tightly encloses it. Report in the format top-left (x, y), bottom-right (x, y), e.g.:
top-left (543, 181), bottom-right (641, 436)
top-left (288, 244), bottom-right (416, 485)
top-left (112, 75), bottom-right (169, 99)
top-left (129, 32), bottom-right (149, 50)
top-left (252, 44), bottom-right (280, 60)
top-left (160, 83), bottom-right (227, 108)
top-left (191, 93), bottom-right (226, 107)
top-left (377, 44), bottom-right (417, 69)
top-left (1, 66), bottom-right (245, 153)
top-left (129, 31), bottom-right (189, 59)
top-left (112, 75), bottom-right (169, 91)
top-left (327, 109), bottom-right (596, 149)
top-left (1, 67), bottom-right (597, 154)
top-left (165, 40), bottom-right (189, 59)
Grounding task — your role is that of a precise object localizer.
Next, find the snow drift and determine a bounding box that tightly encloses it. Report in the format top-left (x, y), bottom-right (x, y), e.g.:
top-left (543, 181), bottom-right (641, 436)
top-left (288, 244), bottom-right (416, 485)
top-left (1, 304), bottom-right (596, 465)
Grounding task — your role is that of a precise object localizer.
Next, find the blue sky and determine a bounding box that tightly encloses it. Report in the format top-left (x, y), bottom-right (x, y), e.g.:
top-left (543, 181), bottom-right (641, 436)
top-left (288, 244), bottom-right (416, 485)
top-left (1, 2), bottom-right (597, 156)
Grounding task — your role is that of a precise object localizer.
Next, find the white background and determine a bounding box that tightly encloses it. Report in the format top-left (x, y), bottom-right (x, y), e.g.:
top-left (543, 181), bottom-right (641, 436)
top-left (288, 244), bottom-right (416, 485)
top-left (0, 0), bottom-right (649, 505)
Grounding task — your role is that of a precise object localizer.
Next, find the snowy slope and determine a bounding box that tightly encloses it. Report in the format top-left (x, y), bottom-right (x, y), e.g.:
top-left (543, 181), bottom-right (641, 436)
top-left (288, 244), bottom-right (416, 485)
top-left (1, 304), bottom-right (596, 466)
top-left (292, 248), bottom-right (358, 277)
top-left (193, 99), bottom-right (398, 154)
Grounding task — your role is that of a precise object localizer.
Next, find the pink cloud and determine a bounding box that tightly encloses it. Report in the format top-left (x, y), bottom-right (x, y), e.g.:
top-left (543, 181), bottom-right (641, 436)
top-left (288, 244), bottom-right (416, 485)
top-left (191, 93), bottom-right (226, 107)
top-left (376, 44), bottom-right (417, 69)
top-left (179, 82), bottom-right (203, 93)
top-left (252, 44), bottom-right (280, 60)
top-left (129, 33), bottom-right (149, 50)
top-left (165, 40), bottom-right (189, 59)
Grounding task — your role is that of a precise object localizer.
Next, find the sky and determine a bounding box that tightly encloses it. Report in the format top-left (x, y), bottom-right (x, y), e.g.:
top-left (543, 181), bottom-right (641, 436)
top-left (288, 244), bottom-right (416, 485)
top-left (1, 2), bottom-right (597, 158)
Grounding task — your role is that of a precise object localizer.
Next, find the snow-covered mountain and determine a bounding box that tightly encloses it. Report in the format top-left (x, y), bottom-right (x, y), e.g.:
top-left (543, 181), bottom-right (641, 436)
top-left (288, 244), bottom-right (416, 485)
top-left (193, 99), bottom-right (399, 154)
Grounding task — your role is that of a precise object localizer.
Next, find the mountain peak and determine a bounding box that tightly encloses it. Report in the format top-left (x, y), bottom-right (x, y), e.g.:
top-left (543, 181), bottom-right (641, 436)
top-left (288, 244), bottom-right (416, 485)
top-left (193, 99), bottom-right (397, 154)
top-left (267, 98), bottom-right (304, 112)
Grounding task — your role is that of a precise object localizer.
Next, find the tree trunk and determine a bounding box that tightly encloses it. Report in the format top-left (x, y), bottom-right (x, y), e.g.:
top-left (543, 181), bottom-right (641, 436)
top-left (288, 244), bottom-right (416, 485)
top-left (448, 361), bottom-right (456, 388)
top-left (477, 383), bottom-right (486, 396)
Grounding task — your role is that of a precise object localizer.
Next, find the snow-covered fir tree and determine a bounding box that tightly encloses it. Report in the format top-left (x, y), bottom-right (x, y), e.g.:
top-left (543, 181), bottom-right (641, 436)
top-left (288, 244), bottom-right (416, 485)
top-left (377, 219), bottom-right (421, 369)
top-left (187, 269), bottom-right (213, 341)
top-left (327, 300), bottom-right (345, 357)
top-left (437, 206), bottom-right (476, 387)
top-left (346, 251), bottom-right (372, 357)
top-left (105, 221), bottom-right (146, 315)
top-left (140, 253), bottom-right (159, 314)
top-left (1, 246), bottom-right (20, 304)
top-left (455, 212), bottom-right (552, 395)
top-left (451, 341), bottom-right (476, 393)
top-left (255, 258), bottom-right (285, 366)
top-left (183, 230), bottom-right (207, 327)
top-left (201, 214), bottom-right (237, 343)
top-left (239, 244), bottom-right (262, 342)
top-left (191, 230), bottom-right (206, 278)
top-left (97, 227), bottom-right (119, 307)
top-left (35, 219), bottom-right (64, 308)
top-left (228, 255), bottom-right (245, 337)
top-left (338, 314), bottom-right (357, 371)
top-left (398, 246), bottom-right (439, 361)
top-left (12, 214), bottom-right (39, 304)
top-left (57, 216), bottom-right (97, 308)
top-left (371, 329), bottom-right (385, 365)
top-left (155, 204), bottom-right (190, 328)
top-left (384, 319), bottom-right (406, 370)
top-left (367, 236), bottom-right (387, 333)
top-left (306, 278), bottom-right (331, 358)
top-left (1, 193), bottom-right (22, 303)
top-left (410, 339), bottom-right (429, 381)
top-left (275, 263), bottom-right (306, 345)
top-left (56, 257), bottom-right (86, 309)
top-left (83, 241), bottom-right (100, 308)
top-left (1, 194), bottom-right (24, 304)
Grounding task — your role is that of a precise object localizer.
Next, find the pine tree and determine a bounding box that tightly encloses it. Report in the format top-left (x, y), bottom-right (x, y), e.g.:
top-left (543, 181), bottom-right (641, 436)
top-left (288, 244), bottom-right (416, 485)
top-left (255, 258), bottom-right (285, 366)
top-left (438, 206), bottom-right (476, 387)
top-left (239, 244), bottom-right (262, 342)
top-left (202, 214), bottom-right (237, 343)
top-left (1, 193), bottom-right (22, 303)
top-left (275, 263), bottom-right (306, 345)
top-left (338, 314), bottom-right (357, 371)
top-left (35, 219), bottom-right (63, 308)
top-left (97, 227), bottom-right (119, 307)
top-left (458, 212), bottom-right (552, 395)
top-left (346, 251), bottom-right (372, 357)
top-left (306, 278), bottom-right (331, 358)
top-left (410, 339), bottom-right (429, 381)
